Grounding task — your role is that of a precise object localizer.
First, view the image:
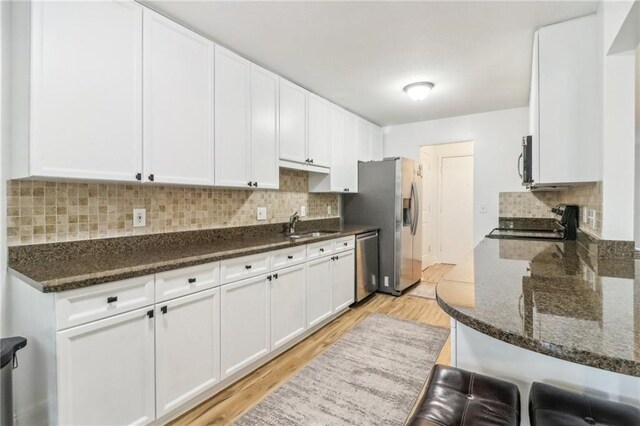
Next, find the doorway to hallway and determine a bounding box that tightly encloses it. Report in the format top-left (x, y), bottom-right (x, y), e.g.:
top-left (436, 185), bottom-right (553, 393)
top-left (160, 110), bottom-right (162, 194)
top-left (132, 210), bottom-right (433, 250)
top-left (419, 141), bottom-right (473, 269)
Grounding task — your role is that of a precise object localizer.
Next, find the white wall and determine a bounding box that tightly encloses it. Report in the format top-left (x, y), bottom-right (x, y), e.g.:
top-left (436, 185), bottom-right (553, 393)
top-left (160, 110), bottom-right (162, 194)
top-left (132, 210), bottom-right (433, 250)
top-left (384, 107), bottom-right (528, 245)
top-left (0, 0), bottom-right (11, 337)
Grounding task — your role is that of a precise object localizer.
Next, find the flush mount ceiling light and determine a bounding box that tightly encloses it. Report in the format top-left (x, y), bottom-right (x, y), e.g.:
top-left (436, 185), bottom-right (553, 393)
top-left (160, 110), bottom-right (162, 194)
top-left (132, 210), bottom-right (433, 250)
top-left (403, 81), bottom-right (435, 101)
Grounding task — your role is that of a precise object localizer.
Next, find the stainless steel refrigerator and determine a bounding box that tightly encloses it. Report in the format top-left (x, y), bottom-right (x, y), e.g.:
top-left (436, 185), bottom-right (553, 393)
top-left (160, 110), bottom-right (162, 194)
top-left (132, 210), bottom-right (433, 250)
top-left (344, 158), bottom-right (422, 296)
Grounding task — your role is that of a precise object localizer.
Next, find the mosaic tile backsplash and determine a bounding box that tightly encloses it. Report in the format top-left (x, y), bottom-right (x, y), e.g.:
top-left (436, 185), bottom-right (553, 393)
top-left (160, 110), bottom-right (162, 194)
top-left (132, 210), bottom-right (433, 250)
top-left (499, 182), bottom-right (602, 237)
top-left (7, 169), bottom-right (339, 246)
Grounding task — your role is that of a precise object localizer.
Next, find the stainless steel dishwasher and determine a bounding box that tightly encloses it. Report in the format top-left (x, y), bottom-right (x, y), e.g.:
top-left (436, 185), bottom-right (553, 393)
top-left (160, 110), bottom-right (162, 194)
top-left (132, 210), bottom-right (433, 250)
top-left (355, 231), bottom-right (379, 302)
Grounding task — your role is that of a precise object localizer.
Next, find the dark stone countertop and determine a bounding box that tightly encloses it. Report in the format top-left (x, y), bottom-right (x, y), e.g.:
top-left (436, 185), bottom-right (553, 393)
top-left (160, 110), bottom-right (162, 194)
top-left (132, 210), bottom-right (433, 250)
top-left (436, 238), bottom-right (640, 377)
top-left (9, 220), bottom-right (378, 293)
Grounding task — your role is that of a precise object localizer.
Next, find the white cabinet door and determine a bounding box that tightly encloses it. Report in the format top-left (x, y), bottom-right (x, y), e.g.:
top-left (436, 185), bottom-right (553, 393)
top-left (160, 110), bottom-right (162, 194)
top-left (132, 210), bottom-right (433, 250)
top-left (332, 250), bottom-right (355, 313)
top-left (270, 264), bottom-right (306, 350)
top-left (143, 9), bottom-right (214, 185)
top-left (537, 15), bottom-right (599, 184)
top-left (57, 307), bottom-right (155, 425)
top-left (343, 112), bottom-right (359, 193)
top-left (30, 1), bottom-right (143, 181)
top-left (306, 256), bottom-right (333, 328)
top-left (279, 79), bottom-right (307, 164)
top-left (307, 94), bottom-right (331, 167)
top-left (356, 118), bottom-right (372, 162)
top-left (250, 64), bottom-right (279, 189)
top-left (329, 105), bottom-right (346, 191)
top-left (221, 275), bottom-right (270, 377)
top-left (155, 288), bottom-right (220, 417)
top-left (215, 46), bottom-right (251, 188)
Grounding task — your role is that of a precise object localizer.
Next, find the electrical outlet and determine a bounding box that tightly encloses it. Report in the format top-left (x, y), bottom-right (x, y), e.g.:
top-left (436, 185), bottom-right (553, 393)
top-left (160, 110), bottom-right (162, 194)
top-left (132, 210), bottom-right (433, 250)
top-left (582, 208), bottom-right (590, 224)
top-left (590, 210), bottom-right (597, 228)
top-left (300, 205), bottom-right (307, 217)
top-left (327, 205), bottom-right (332, 215)
top-left (256, 207), bottom-right (267, 221)
top-left (133, 209), bottom-right (146, 227)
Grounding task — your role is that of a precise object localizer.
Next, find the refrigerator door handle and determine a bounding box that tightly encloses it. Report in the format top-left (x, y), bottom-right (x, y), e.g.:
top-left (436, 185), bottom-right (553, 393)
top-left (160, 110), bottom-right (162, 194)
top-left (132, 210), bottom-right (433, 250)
top-left (410, 181), bottom-right (419, 236)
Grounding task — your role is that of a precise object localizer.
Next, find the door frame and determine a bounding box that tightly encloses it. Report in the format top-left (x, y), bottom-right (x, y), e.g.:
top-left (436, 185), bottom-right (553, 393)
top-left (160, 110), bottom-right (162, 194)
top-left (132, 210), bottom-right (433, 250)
top-left (419, 141), bottom-right (474, 269)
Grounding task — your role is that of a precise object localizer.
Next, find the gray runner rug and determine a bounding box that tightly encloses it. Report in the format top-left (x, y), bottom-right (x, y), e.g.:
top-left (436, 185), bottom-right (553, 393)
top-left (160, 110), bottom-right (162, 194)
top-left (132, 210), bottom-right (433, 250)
top-left (235, 313), bottom-right (449, 426)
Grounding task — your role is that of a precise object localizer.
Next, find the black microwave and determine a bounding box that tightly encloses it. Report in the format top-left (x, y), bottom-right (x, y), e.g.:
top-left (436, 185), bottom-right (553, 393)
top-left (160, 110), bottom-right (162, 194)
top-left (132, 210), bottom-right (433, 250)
top-left (519, 135), bottom-right (533, 186)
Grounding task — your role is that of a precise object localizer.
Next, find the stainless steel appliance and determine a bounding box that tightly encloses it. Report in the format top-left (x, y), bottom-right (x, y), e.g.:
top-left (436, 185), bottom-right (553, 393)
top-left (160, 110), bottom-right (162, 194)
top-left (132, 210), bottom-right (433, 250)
top-left (344, 158), bottom-right (422, 296)
top-left (487, 205), bottom-right (579, 241)
top-left (355, 231), bottom-right (379, 302)
top-left (519, 135), bottom-right (533, 187)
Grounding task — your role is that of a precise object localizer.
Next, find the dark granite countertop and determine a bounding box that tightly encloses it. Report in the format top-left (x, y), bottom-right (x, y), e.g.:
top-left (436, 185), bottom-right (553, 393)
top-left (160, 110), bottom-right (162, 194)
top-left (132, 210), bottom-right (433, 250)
top-left (436, 238), bottom-right (640, 377)
top-left (9, 219), bottom-right (377, 293)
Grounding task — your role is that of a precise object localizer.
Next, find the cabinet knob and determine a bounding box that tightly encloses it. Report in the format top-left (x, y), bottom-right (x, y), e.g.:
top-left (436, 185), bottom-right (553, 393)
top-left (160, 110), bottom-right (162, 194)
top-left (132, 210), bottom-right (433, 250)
top-left (107, 296), bottom-right (118, 304)
top-left (245, 265), bottom-right (252, 269)
top-left (310, 159), bottom-right (314, 164)
top-left (319, 248), bottom-right (324, 252)
top-left (273, 273), bottom-right (279, 279)
top-left (135, 173), bottom-right (142, 181)
top-left (287, 255), bottom-right (293, 259)
top-left (247, 181), bottom-right (252, 187)
top-left (335, 255), bottom-right (339, 260)
top-left (267, 275), bottom-right (272, 281)
top-left (161, 306), bottom-right (168, 314)
top-left (343, 242), bottom-right (348, 246)
top-left (148, 174), bottom-right (154, 182)
top-left (188, 278), bottom-right (196, 284)
top-left (253, 182), bottom-right (258, 187)
top-left (305, 159), bottom-right (310, 163)
top-left (147, 310), bottom-right (154, 319)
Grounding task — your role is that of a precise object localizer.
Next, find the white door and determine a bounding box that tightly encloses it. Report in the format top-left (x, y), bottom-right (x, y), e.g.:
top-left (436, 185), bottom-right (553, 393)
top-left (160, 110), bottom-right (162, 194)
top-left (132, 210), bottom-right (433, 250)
top-left (439, 155), bottom-right (473, 264)
top-left (56, 308), bottom-right (155, 425)
top-left (220, 275), bottom-right (270, 377)
top-left (142, 9), bottom-right (214, 185)
top-left (250, 64), bottom-right (279, 189)
top-left (30, 1), bottom-right (143, 181)
top-left (215, 46), bottom-right (251, 188)
top-left (307, 94), bottom-right (331, 167)
top-left (270, 264), bottom-right (306, 350)
top-left (343, 112), bottom-right (359, 192)
top-left (155, 288), bottom-right (221, 417)
top-left (279, 79), bottom-right (307, 164)
top-left (332, 250), bottom-right (355, 312)
top-left (306, 256), bottom-right (333, 327)
top-left (329, 106), bottom-right (346, 191)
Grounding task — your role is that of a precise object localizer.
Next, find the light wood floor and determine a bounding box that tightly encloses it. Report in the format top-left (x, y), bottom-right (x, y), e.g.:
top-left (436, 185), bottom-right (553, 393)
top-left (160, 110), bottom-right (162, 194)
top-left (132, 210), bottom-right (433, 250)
top-left (171, 264), bottom-right (453, 426)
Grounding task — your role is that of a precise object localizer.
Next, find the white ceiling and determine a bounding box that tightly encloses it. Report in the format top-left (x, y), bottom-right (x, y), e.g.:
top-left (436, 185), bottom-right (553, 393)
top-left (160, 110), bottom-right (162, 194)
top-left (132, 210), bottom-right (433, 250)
top-left (143, 1), bottom-right (599, 126)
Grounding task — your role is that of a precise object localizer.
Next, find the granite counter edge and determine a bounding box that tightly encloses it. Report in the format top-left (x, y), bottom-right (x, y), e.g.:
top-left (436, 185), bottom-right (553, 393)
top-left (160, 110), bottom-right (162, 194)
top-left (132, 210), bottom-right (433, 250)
top-left (10, 226), bottom-right (379, 294)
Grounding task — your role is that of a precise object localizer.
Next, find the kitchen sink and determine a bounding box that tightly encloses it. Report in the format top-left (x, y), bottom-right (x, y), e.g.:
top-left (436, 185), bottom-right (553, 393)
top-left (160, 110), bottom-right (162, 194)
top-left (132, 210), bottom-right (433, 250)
top-left (288, 230), bottom-right (340, 239)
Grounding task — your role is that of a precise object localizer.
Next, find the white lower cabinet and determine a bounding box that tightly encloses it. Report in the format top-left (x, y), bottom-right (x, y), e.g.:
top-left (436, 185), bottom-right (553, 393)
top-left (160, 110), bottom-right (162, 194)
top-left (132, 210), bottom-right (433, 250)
top-left (56, 307), bottom-right (156, 426)
top-left (270, 264), bottom-right (306, 350)
top-left (333, 250), bottom-right (355, 312)
top-left (306, 256), bottom-right (334, 328)
top-left (220, 274), bottom-right (271, 378)
top-left (155, 288), bottom-right (221, 417)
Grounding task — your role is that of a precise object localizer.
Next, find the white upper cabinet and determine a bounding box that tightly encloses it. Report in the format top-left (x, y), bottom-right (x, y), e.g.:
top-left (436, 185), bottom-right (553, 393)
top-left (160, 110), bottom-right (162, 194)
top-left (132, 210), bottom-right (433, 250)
top-left (13, 0), bottom-right (143, 181)
top-left (215, 46), bottom-right (252, 188)
top-left (279, 79), bottom-right (308, 164)
top-left (307, 94), bottom-right (332, 167)
top-left (143, 9), bottom-right (214, 185)
top-left (356, 118), bottom-right (373, 162)
top-left (250, 65), bottom-right (280, 189)
top-left (532, 15), bottom-right (601, 186)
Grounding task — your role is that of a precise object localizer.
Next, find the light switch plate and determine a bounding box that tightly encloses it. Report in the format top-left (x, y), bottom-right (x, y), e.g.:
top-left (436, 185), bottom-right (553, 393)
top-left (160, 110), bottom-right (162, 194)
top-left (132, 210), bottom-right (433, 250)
top-left (133, 209), bottom-right (146, 227)
top-left (300, 205), bottom-right (307, 217)
top-left (257, 207), bottom-right (267, 221)
top-left (327, 205), bottom-right (332, 215)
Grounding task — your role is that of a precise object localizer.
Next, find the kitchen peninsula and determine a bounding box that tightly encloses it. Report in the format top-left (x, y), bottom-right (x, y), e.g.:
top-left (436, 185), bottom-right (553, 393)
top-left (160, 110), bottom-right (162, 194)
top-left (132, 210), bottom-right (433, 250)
top-left (437, 237), bottom-right (640, 426)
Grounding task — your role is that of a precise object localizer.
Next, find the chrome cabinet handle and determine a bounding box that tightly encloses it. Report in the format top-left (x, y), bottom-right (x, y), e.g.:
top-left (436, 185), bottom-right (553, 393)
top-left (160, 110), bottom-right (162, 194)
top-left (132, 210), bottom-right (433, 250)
top-left (517, 153), bottom-right (523, 178)
top-left (107, 296), bottom-right (118, 304)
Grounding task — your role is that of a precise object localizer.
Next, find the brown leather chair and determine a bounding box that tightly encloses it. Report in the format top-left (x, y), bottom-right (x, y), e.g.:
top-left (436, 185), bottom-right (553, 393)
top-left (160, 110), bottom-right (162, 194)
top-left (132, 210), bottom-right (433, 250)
top-left (529, 382), bottom-right (640, 426)
top-left (406, 364), bottom-right (520, 426)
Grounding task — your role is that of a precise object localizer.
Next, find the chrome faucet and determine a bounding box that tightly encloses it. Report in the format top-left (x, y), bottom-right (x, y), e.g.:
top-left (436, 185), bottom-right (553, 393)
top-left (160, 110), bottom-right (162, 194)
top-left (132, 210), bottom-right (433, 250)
top-left (287, 212), bottom-right (300, 235)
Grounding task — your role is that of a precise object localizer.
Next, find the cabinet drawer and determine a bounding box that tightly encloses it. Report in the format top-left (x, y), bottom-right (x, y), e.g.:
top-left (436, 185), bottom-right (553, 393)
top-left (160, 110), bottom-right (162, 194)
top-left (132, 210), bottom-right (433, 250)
top-left (55, 275), bottom-right (155, 330)
top-left (220, 253), bottom-right (270, 284)
top-left (333, 236), bottom-right (355, 253)
top-left (271, 246), bottom-right (306, 270)
top-left (306, 240), bottom-right (334, 260)
top-left (155, 262), bottom-right (220, 302)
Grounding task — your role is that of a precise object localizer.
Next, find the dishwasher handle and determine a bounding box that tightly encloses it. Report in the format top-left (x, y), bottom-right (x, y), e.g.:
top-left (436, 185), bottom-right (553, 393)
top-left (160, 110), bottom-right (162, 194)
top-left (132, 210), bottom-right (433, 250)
top-left (356, 231), bottom-right (378, 241)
